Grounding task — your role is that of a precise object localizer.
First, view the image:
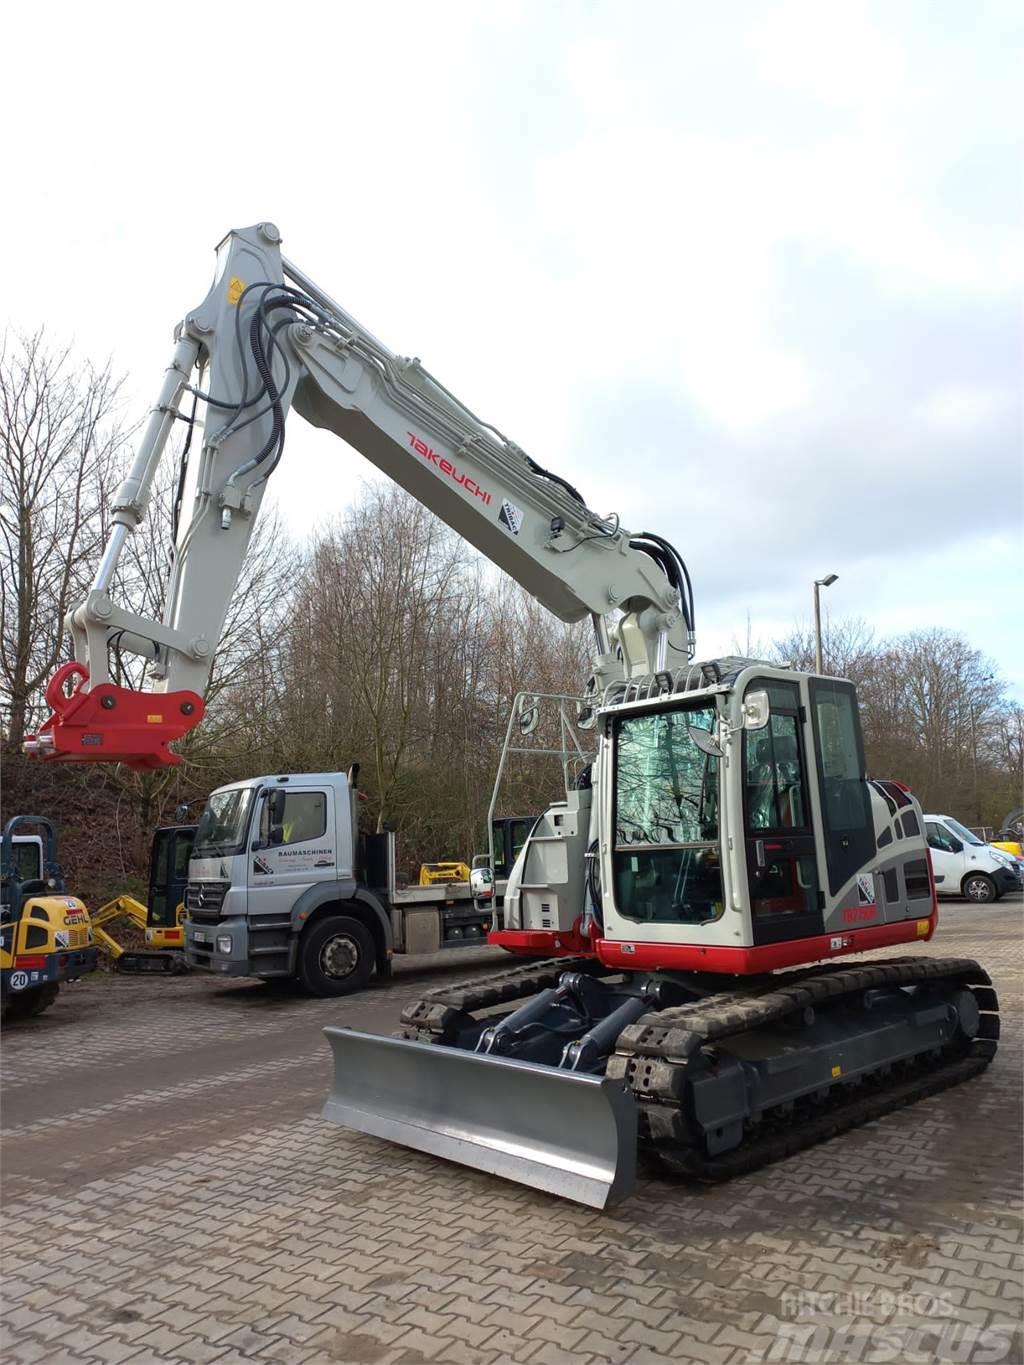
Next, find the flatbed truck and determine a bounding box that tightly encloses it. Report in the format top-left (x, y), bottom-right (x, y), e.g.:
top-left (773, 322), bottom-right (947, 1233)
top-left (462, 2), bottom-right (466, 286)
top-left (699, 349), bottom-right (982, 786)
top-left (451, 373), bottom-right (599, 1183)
top-left (184, 769), bottom-right (507, 994)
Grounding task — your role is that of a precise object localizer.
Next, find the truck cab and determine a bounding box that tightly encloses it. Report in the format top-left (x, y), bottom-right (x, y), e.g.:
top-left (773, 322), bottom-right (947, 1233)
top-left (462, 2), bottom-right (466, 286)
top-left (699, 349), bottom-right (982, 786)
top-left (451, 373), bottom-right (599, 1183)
top-left (923, 814), bottom-right (1021, 903)
top-left (184, 771), bottom-right (497, 995)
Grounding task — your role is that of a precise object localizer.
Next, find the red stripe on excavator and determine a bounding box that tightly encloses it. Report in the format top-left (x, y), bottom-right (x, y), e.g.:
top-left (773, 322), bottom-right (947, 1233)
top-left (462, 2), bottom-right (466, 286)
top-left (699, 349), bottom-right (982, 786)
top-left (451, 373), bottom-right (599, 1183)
top-left (594, 916), bottom-right (938, 975)
top-left (492, 915), bottom-right (938, 971)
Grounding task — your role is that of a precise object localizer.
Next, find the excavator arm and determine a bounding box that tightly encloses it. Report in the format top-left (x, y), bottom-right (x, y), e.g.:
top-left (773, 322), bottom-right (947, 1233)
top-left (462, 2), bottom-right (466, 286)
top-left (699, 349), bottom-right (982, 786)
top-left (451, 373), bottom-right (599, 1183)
top-left (26, 222), bottom-right (695, 768)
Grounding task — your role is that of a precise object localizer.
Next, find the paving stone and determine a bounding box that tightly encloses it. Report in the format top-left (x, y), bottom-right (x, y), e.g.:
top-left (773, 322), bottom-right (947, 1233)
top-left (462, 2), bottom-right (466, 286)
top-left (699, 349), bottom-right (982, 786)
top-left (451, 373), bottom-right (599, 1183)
top-left (1, 914), bottom-right (1020, 1365)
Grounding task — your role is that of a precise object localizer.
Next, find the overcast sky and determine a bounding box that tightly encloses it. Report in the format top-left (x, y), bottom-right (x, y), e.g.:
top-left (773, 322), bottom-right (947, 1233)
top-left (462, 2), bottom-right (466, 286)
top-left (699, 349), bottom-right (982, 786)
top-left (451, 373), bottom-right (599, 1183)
top-left (3, 1), bottom-right (1021, 694)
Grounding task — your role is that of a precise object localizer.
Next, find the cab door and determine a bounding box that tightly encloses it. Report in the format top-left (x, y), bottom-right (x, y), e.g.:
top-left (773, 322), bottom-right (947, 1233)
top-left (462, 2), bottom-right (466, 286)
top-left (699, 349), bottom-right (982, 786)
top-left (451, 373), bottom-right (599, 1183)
top-left (147, 826), bottom-right (196, 929)
top-left (247, 786), bottom-right (335, 919)
top-left (742, 680), bottom-right (824, 944)
top-left (808, 678), bottom-right (877, 901)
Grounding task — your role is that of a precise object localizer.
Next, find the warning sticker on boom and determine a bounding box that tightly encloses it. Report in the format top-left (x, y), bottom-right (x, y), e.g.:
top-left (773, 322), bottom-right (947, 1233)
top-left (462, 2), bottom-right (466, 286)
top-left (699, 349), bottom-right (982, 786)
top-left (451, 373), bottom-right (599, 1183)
top-left (499, 500), bottom-right (524, 535)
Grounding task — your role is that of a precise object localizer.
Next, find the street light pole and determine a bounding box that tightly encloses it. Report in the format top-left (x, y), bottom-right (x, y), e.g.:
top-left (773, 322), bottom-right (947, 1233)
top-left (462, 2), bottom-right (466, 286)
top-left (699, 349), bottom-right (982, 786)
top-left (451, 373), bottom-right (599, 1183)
top-left (814, 574), bottom-right (838, 674)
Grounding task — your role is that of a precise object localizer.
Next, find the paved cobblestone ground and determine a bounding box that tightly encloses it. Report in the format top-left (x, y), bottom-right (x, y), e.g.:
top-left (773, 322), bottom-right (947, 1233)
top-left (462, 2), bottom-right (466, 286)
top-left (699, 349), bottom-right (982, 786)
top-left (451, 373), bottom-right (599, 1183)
top-left (2, 903), bottom-right (1021, 1364)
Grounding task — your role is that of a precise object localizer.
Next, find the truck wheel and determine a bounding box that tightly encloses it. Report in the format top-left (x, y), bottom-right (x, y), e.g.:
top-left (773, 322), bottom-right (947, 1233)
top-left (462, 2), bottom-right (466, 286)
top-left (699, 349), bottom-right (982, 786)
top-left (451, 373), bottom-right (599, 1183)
top-left (298, 916), bottom-right (375, 997)
top-left (962, 873), bottom-right (996, 904)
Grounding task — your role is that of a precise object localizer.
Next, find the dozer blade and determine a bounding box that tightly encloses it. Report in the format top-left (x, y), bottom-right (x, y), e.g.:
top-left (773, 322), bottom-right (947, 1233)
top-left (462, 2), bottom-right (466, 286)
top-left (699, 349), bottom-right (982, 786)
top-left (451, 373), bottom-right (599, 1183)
top-left (321, 1027), bottom-right (637, 1209)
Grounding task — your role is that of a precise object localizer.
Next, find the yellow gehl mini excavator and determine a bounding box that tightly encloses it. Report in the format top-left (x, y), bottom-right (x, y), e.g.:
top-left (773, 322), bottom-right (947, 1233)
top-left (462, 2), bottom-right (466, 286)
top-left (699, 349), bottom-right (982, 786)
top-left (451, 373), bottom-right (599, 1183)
top-left (89, 824), bottom-right (196, 973)
top-left (1, 816), bottom-right (98, 1020)
top-left (25, 222), bottom-right (1002, 1207)
top-left (418, 862), bottom-right (472, 887)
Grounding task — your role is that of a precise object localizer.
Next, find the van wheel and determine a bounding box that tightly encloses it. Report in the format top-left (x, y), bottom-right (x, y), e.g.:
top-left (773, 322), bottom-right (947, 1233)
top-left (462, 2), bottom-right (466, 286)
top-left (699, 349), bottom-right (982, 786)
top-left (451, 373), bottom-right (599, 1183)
top-left (298, 916), bottom-right (375, 997)
top-left (962, 873), bottom-right (996, 904)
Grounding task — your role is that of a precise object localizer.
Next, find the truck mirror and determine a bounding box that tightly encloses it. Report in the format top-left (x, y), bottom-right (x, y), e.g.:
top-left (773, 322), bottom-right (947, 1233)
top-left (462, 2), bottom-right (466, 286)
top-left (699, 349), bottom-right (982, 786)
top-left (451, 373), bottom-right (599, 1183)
top-left (269, 790), bottom-right (287, 824)
top-left (743, 691), bottom-right (770, 731)
top-left (949, 838), bottom-right (963, 854)
top-left (270, 826), bottom-right (284, 847)
top-left (470, 867), bottom-right (493, 898)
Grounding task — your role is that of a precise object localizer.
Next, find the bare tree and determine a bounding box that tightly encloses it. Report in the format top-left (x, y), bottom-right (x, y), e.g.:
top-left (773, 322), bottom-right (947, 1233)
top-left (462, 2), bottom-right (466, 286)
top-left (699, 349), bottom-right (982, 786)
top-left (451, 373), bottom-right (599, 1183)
top-left (772, 616), bottom-right (878, 685)
top-left (0, 330), bottom-right (134, 749)
top-left (295, 484), bottom-right (471, 833)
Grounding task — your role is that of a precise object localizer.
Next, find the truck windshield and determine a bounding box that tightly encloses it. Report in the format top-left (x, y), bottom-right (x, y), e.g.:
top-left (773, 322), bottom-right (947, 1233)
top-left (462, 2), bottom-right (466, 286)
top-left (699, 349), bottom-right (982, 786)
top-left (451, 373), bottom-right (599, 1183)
top-left (944, 817), bottom-right (984, 847)
top-left (193, 789), bottom-right (254, 858)
top-left (613, 704), bottom-right (723, 925)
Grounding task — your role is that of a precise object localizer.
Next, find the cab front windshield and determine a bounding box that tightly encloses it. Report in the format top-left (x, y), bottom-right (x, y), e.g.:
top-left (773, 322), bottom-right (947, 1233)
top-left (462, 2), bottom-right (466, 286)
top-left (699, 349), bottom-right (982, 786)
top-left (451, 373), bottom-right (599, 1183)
top-left (613, 704), bottom-right (723, 925)
top-left (193, 788), bottom-right (254, 858)
top-left (943, 817), bottom-right (983, 847)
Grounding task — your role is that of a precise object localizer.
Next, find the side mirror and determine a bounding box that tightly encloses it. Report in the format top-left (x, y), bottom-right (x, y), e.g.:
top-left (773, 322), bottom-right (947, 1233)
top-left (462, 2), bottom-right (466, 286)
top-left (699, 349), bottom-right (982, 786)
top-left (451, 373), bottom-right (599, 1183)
top-left (269, 790), bottom-right (287, 824)
top-left (270, 826), bottom-right (284, 847)
top-left (517, 696), bottom-right (540, 737)
top-left (470, 867), bottom-right (493, 898)
top-left (949, 838), bottom-right (963, 854)
top-left (688, 726), bottom-right (724, 759)
top-left (743, 691), bottom-right (771, 730)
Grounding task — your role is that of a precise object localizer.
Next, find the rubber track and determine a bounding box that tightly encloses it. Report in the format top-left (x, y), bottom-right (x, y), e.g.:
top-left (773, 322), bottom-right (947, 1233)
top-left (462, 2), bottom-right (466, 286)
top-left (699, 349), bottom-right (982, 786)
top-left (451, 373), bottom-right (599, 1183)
top-left (643, 1050), bottom-right (991, 1182)
top-left (609, 955), bottom-right (999, 1181)
top-left (614, 956), bottom-right (993, 1061)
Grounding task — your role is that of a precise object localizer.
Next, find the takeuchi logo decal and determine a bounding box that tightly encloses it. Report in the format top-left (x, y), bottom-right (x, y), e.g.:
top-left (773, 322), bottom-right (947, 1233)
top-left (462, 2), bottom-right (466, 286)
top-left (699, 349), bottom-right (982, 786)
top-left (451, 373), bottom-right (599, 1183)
top-left (407, 432), bottom-right (492, 505)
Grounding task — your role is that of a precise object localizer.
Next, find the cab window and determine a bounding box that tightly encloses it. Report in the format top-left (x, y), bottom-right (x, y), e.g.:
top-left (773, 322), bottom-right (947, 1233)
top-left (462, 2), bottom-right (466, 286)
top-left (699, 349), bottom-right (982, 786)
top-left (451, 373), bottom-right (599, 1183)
top-left (259, 791), bottom-right (327, 846)
top-left (809, 679), bottom-right (876, 896)
top-left (925, 821), bottom-right (958, 853)
top-left (173, 836), bottom-right (193, 879)
top-left (613, 706), bottom-right (723, 925)
top-left (744, 713), bottom-right (809, 832)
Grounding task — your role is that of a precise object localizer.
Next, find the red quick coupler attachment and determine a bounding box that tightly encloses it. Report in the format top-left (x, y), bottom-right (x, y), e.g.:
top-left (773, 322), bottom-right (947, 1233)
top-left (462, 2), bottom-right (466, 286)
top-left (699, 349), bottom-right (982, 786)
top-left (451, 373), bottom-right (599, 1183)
top-left (24, 662), bottom-right (204, 770)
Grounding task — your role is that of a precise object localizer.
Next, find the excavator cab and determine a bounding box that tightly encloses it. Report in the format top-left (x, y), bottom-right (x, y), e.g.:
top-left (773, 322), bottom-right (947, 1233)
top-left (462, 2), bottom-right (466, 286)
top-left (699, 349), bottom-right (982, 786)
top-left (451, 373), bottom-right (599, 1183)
top-left (1, 816), bottom-right (98, 1020)
top-left (88, 824), bottom-right (196, 971)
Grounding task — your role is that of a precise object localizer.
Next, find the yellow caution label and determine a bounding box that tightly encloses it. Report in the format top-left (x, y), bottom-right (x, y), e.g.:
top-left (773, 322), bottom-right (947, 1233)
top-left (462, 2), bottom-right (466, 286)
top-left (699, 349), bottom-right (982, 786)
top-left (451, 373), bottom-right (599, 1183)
top-left (227, 276), bottom-right (245, 306)
top-left (146, 714), bottom-right (163, 724)
top-left (831, 1065), bottom-right (842, 1078)
top-left (917, 919), bottom-right (930, 936)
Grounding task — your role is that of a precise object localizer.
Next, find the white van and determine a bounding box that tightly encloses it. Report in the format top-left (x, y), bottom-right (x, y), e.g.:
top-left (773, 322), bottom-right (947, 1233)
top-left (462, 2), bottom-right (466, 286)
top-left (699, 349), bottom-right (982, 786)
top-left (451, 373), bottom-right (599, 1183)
top-left (923, 814), bottom-right (1022, 903)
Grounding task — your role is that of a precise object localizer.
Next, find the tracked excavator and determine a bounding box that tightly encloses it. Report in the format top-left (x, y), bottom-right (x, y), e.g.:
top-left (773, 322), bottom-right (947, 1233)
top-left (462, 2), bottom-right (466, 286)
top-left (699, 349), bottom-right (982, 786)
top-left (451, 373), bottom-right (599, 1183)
top-left (26, 223), bottom-right (1000, 1207)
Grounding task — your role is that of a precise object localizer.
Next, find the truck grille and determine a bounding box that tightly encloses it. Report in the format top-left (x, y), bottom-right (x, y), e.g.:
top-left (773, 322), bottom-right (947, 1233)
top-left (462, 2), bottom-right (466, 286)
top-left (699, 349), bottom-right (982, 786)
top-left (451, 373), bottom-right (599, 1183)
top-left (186, 881), bottom-right (229, 915)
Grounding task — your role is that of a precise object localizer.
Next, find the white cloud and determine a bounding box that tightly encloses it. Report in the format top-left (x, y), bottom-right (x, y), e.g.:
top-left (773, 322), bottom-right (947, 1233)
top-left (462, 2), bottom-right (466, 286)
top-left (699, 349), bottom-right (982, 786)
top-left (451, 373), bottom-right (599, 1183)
top-left (914, 387), bottom-right (1015, 437)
